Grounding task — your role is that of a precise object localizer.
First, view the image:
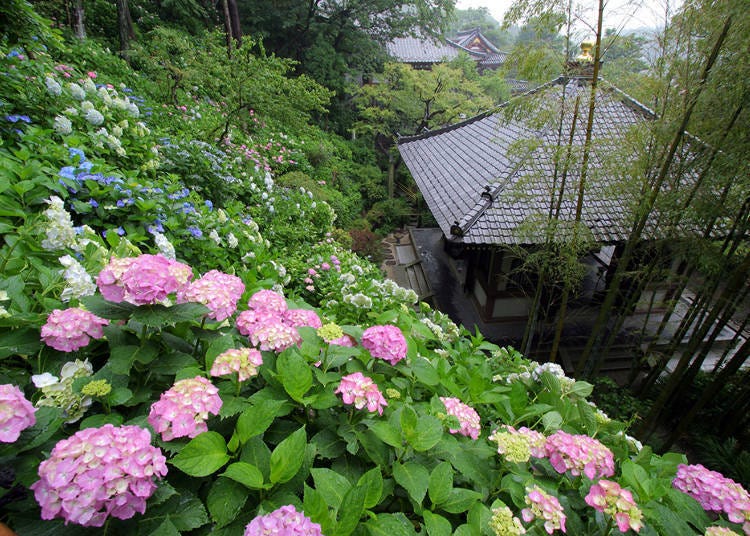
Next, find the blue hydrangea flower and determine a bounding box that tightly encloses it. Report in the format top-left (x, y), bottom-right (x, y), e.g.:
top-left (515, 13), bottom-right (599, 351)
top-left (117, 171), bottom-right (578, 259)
top-left (69, 148), bottom-right (86, 162)
top-left (89, 199), bottom-right (99, 208)
top-left (205, 200), bottom-right (213, 211)
top-left (187, 226), bottom-right (202, 238)
top-left (59, 167), bottom-right (76, 180)
top-left (6, 115), bottom-right (31, 123)
top-left (116, 227), bottom-right (125, 236)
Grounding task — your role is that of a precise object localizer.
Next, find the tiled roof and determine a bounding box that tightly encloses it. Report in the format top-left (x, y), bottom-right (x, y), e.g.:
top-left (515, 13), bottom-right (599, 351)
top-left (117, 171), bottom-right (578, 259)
top-left (386, 36), bottom-right (483, 64)
top-left (452, 28), bottom-right (500, 53)
top-left (398, 78), bottom-right (672, 246)
top-left (478, 52), bottom-right (508, 68)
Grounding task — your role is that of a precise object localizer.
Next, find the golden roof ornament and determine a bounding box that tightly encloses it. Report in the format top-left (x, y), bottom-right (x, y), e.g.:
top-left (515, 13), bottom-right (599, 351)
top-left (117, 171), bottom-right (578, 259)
top-left (576, 40), bottom-right (595, 62)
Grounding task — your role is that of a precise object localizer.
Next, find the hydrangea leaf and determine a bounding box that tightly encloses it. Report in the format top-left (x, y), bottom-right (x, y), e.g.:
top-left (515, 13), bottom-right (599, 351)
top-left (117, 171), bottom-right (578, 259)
top-left (171, 431), bottom-right (230, 477)
top-left (393, 461), bottom-right (429, 505)
top-left (422, 511), bottom-right (452, 536)
top-left (428, 461), bottom-right (453, 506)
top-left (269, 426), bottom-right (306, 483)
top-left (276, 350), bottom-right (313, 402)
top-left (207, 477), bottom-right (247, 528)
top-left (311, 467), bottom-right (352, 510)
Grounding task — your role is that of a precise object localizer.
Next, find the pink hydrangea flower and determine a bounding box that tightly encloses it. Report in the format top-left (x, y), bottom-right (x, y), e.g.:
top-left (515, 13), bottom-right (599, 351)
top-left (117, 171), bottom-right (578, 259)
top-left (440, 396), bottom-right (481, 439)
top-left (361, 325), bottom-right (407, 365)
top-left (148, 377), bottom-right (222, 441)
top-left (585, 480), bottom-right (643, 533)
top-left (244, 504), bottom-right (322, 535)
top-left (41, 307), bottom-right (109, 352)
top-left (522, 485), bottom-right (567, 534)
top-left (177, 270), bottom-right (245, 321)
top-left (247, 289), bottom-right (287, 315)
top-left (335, 372), bottom-right (388, 415)
top-left (235, 308), bottom-right (281, 339)
top-left (97, 254), bottom-right (192, 305)
top-left (673, 464), bottom-right (750, 528)
top-left (320, 262), bottom-right (331, 271)
top-left (330, 334), bottom-right (357, 347)
top-left (283, 308), bottom-right (323, 329)
top-left (544, 431), bottom-right (615, 480)
top-left (0, 384), bottom-right (36, 442)
top-left (210, 348), bottom-right (263, 382)
top-left (250, 320), bottom-right (302, 352)
top-left (31, 424), bottom-right (167, 527)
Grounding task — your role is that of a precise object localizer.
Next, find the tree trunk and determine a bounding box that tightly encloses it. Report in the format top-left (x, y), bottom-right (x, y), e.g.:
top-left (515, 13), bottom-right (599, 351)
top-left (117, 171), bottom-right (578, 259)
top-left (72, 0), bottom-right (86, 39)
top-left (221, 0), bottom-right (233, 58)
top-left (116, 0), bottom-right (135, 61)
top-left (228, 0), bottom-right (242, 47)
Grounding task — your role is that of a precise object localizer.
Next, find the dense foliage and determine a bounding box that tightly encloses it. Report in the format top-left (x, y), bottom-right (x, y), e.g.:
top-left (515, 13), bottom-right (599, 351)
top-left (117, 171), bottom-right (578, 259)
top-left (0, 4), bottom-right (749, 536)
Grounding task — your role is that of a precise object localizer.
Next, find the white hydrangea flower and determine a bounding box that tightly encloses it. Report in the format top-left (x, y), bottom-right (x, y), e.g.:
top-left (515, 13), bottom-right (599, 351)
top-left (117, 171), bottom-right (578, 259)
top-left (82, 78), bottom-right (97, 93)
top-left (227, 232), bottom-right (238, 248)
top-left (339, 273), bottom-right (355, 285)
top-left (41, 197), bottom-right (78, 251)
top-left (153, 232), bottom-right (176, 260)
top-left (53, 116), bottom-right (72, 135)
top-left (351, 264), bottom-right (364, 276)
top-left (84, 109), bottom-right (105, 126)
top-left (126, 102), bottom-right (140, 117)
top-left (111, 125), bottom-right (123, 138)
top-left (343, 293), bottom-right (372, 309)
top-left (45, 77), bottom-right (62, 96)
top-left (80, 100), bottom-right (94, 112)
top-left (209, 229), bottom-right (221, 245)
top-left (58, 255), bottom-right (96, 302)
top-left (68, 82), bottom-right (86, 100)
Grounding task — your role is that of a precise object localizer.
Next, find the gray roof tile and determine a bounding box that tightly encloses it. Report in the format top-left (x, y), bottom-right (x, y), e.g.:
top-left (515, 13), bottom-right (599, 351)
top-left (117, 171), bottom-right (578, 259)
top-left (398, 78), bottom-right (681, 246)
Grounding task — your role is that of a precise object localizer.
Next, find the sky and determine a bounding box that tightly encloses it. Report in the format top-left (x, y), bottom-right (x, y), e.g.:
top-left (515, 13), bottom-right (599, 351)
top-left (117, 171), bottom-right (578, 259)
top-left (454, 0), bottom-right (683, 32)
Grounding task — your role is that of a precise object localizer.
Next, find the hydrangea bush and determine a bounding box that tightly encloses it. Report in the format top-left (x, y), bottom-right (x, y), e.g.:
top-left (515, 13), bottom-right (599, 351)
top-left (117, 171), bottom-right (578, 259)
top-left (0, 34), bottom-right (748, 536)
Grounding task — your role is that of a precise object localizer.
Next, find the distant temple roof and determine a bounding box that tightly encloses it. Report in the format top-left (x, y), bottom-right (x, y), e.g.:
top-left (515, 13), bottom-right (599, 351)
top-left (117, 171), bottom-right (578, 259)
top-left (398, 77), bottom-right (680, 246)
top-left (386, 28), bottom-right (508, 70)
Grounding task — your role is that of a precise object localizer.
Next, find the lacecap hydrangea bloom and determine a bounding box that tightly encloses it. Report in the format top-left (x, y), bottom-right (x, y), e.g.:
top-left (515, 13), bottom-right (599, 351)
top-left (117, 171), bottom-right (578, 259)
top-left (0, 384), bottom-right (36, 442)
top-left (32, 359), bottom-right (95, 423)
top-left (489, 503), bottom-right (526, 536)
top-left (41, 307), bottom-right (109, 352)
top-left (97, 254), bottom-right (192, 305)
top-left (440, 396), bottom-right (481, 439)
top-left (335, 372), bottom-right (388, 415)
top-left (522, 486), bottom-right (567, 534)
top-left (705, 527), bottom-right (741, 536)
top-left (148, 376), bottom-right (222, 441)
top-left (585, 480), bottom-right (643, 533)
top-left (31, 424), bottom-right (167, 527)
top-left (210, 348), bottom-right (263, 382)
top-left (489, 425), bottom-right (546, 463)
top-left (361, 324), bottom-right (407, 365)
top-left (177, 269), bottom-right (245, 321)
top-left (245, 504), bottom-right (322, 535)
top-left (544, 430), bottom-right (615, 480)
top-left (673, 464), bottom-right (750, 530)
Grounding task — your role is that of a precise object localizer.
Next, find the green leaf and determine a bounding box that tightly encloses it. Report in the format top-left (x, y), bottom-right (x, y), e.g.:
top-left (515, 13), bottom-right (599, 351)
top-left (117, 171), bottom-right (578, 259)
top-left (336, 485), bottom-right (366, 536)
top-left (422, 511), bottom-right (452, 536)
top-left (400, 406), bottom-right (418, 437)
top-left (207, 477), bottom-right (247, 528)
top-left (311, 429), bottom-right (345, 459)
top-left (149, 516), bottom-right (181, 536)
top-left (269, 426), bottom-right (306, 483)
top-left (393, 461), bottom-right (429, 505)
top-left (0, 327), bottom-right (42, 359)
top-left (276, 350), bottom-right (313, 402)
top-left (109, 345), bottom-right (156, 375)
top-left (428, 461), bottom-right (453, 506)
top-left (171, 432), bottom-right (230, 477)
top-left (570, 380), bottom-right (594, 397)
top-left (311, 468), bottom-right (351, 510)
top-left (542, 410), bottom-right (563, 432)
top-left (221, 462), bottom-right (265, 489)
top-left (304, 484), bottom-right (334, 534)
top-left (132, 302), bottom-right (209, 327)
top-left (16, 406), bottom-right (64, 452)
top-left (236, 400), bottom-right (285, 443)
top-left (411, 358), bottom-right (440, 386)
top-left (539, 371), bottom-right (561, 395)
top-left (440, 488), bottom-right (482, 514)
top-left (80, 295), bottom-right (136, 320)
top-left (405, 415), bottom-right (443, 452)
top-left (358, 467), bottom-right (384, 509)
top-left (365, 513), bottom-right (418, 536)
top-left (366, 420), bottom-right (403, 448)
